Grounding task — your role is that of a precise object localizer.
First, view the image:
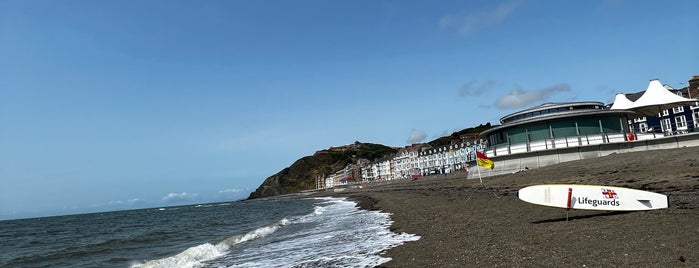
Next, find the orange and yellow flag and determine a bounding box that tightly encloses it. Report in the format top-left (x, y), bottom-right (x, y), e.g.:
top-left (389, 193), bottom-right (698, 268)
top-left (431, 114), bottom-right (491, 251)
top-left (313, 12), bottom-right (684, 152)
top-left (476, 151), bottom-right (494, 169)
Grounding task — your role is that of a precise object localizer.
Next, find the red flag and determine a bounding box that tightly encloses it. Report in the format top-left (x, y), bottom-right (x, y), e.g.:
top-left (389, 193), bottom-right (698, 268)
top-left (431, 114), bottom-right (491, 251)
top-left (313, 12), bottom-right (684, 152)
top-left (476, 151), bottom-right (494, 169)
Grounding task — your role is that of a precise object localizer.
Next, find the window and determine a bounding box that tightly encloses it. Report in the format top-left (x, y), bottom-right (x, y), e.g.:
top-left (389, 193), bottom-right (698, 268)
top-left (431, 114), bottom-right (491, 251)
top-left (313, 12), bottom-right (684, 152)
top-left (638, 123), bottom-right (647, 132)
top-left (633, 117), bottom-right (647, 123)
top-left (676, 116), bottom-right (687, 128)
top-left (673, 106), bottom-right (684, 113)
top-left (661, 118), bottom-right (672, 132)
top-left (662, 110), bottom-right (670, 116)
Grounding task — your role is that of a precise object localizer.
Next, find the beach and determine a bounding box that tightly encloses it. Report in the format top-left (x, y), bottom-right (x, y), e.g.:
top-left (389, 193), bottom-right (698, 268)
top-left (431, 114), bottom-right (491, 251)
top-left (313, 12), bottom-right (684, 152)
top-left (319, 146), bottom-right (699, 267)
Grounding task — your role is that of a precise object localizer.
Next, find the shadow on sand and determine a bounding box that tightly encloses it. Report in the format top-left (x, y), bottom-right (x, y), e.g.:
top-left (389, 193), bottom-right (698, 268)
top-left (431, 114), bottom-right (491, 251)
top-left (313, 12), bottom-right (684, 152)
top-left (531, 211), bottom-right (633, 224)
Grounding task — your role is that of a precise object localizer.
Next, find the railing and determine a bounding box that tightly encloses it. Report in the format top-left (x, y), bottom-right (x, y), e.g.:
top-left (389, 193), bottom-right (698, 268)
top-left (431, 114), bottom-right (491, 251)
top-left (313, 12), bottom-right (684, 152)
top-left (633, 122), bottom-right (694, 138)
top-left (491, 133), bottom-right (637, 157)
top-left (488, 123), bottom-right (695, 157)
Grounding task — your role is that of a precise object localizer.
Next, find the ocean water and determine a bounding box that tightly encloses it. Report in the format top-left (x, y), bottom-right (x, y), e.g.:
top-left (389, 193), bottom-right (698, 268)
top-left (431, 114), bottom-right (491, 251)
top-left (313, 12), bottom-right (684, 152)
top-left (1, 197), bottom-right (419, 268)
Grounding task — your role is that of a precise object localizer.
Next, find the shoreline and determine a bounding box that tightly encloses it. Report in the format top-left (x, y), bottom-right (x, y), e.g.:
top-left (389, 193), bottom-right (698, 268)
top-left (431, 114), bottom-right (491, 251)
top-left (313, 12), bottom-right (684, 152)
top-left (314, 147), bottom-right (699, 267)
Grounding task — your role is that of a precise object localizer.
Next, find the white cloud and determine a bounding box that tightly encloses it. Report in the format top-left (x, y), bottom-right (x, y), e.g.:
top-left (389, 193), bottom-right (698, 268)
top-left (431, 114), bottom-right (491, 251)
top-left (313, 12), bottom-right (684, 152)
top-left (495, 84), bottom-right (571, 109)
top-left (440, 2), bottom-right (517, 36)
top-left (107, 198), bottom-right (142, 206)
top-left (407, 129), bottom-right (427, 144)
top-left (161, 192), bottom-right (199, 201)
top-left (460, 80), bottom-right (495, 96)
top-left (218, 189), bottom-right (242, 194)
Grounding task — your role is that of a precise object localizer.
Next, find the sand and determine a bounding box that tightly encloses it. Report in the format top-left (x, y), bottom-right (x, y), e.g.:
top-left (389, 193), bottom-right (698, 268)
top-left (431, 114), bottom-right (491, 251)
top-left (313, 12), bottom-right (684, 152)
top-left (315, 146), bottom-right (699, 267)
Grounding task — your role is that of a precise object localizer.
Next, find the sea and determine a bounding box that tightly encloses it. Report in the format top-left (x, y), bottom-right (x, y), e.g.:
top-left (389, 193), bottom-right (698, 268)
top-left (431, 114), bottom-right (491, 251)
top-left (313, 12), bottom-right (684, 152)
top-left (0, 197), bottom-right (420, 268)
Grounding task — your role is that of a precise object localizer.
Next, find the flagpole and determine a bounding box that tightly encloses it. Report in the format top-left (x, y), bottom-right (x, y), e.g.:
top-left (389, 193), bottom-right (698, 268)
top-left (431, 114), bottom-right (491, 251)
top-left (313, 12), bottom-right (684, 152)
top-left (477, 163), bottom-right (483, 183)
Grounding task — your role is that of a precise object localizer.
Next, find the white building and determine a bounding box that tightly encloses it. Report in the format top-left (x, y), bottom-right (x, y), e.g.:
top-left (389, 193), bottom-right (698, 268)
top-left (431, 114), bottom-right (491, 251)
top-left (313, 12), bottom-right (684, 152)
top-left (394, 144), bottom-right (432, 179)
top-left (419, 142), bottom-right (485, 175)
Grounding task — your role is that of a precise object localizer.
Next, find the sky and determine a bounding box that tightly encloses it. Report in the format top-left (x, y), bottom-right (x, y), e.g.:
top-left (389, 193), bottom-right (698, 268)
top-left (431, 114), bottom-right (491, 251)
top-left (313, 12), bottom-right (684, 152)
top-left (1, 0), bottom-right (697, 220)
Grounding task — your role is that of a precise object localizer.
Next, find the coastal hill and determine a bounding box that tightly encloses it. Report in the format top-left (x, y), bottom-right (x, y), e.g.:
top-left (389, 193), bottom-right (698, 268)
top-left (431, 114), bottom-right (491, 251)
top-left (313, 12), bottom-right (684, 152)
top-left (426, 123), bottom-right (491, 147)
top-left (247, 123), bottom-right (492, 199)
top-left (247, 142), bottom-right (398, 199)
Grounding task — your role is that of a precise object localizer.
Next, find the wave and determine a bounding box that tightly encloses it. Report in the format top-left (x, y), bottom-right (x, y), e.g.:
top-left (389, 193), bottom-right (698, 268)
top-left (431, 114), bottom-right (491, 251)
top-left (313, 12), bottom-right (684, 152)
top-left (310, 196), bottom-right (352, 215)
top-left (221, 218), bottom-right (289, 246)
top-left (131, 242), bottom-right (227, 268)
top-left (131, 218), bottom-right (290, 268)
top-left (224, 197), bottom-right (421, 268)
top-left (131, 197), bottom-right (420, 268)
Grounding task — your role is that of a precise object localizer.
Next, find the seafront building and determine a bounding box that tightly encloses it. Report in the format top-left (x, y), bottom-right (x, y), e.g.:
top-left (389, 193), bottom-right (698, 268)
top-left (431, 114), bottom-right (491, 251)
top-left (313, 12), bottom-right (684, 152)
top-left (316, 159), bottom-right (369, 189)
top-left (317, 75), bottom-right (699, 189)
top-left (623, 76), bottom-right (699, 135)
top-left (322, 139), bottom-right (485, 187)
top-left (479, 101), bottom-right (636, 157)
top-left (417, 142), bottom-right (485, 176)
top-left (374, 156), bottom-right (394, 181)
top-left (468, 76), bottom-right (699, 178)
top-left (393, 144), bottom-right (431, 179)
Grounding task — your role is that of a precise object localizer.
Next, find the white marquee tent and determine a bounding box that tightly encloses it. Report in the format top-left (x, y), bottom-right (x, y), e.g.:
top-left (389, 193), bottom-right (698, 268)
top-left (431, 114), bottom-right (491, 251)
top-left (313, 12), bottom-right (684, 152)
top-left (610, 93), bottom-right (635, 110)
top-left (610, 79), bottom-right (698, 116)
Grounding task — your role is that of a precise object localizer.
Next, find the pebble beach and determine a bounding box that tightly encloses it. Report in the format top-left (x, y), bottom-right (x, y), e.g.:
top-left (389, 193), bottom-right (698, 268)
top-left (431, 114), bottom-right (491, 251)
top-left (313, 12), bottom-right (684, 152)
top-left (320, 146), bottom-right (699, 267)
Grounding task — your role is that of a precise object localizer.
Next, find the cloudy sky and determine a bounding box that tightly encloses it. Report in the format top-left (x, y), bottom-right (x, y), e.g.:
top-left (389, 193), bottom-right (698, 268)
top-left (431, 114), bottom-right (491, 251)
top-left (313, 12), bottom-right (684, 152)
top-left (1, 0), bottom-right (697, 220)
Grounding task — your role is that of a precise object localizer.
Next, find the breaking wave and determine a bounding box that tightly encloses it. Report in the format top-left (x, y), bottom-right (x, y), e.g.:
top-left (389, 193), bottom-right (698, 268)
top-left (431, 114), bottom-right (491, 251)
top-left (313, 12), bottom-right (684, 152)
top-left (131, 197), bottom-right (420, 268)
top-left (131, 218), bottom-right (290, 268)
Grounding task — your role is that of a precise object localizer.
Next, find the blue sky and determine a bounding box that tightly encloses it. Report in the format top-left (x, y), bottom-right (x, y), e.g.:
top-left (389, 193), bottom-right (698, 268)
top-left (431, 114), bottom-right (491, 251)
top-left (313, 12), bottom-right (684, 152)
top-left (1, 0), bottom-right (697, 220)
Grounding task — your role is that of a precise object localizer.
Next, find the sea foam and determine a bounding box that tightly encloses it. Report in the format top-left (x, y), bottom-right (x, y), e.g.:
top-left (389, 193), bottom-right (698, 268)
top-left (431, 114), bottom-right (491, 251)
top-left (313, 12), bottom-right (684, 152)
top-left (132, 218), bottom-right (289, 268)
top-left (133, 197), bottom-right (419, 268)
top-left (224, 197), bottom-right (420, 268)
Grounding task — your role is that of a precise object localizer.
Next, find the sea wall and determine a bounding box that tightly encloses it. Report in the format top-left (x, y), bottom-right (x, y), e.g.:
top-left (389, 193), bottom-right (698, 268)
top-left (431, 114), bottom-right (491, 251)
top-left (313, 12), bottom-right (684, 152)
top-left (467, 132), bottom-right (699, 179)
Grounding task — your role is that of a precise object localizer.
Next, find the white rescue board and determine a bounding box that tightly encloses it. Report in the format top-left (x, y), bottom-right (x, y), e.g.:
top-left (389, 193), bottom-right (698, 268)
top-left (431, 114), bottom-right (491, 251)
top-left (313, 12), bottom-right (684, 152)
top-left (518, 184), bottom-right (668, 211)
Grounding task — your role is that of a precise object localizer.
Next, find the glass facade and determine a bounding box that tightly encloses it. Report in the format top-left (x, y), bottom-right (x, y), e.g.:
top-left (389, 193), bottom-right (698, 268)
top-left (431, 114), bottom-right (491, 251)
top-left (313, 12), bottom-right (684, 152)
top-left (483, 102), bottom-right (632, 148)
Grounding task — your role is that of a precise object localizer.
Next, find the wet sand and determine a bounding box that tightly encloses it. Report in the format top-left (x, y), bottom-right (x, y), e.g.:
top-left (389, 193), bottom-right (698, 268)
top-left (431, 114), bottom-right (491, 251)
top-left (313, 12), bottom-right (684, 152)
top-left (319, 146), bottom-right (699, 267)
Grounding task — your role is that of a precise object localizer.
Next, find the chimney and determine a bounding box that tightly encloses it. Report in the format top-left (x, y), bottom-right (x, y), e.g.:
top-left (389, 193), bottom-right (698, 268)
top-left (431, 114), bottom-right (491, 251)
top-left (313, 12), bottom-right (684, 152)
top-left (689, 75), bottom-right (699, 91)
top-left (687, 75), bottom-right (699, 99)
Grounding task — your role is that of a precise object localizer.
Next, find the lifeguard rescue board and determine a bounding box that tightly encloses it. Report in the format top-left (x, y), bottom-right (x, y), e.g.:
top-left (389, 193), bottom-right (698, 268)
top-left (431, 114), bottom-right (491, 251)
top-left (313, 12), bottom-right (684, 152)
top-left (518, 184), bottom-right (669, 211)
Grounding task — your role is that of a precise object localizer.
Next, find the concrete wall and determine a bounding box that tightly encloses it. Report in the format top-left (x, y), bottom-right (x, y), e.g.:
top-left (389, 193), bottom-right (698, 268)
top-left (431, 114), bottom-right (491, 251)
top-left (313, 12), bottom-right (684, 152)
top-left (467, 133), bottom-right (699, 179)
